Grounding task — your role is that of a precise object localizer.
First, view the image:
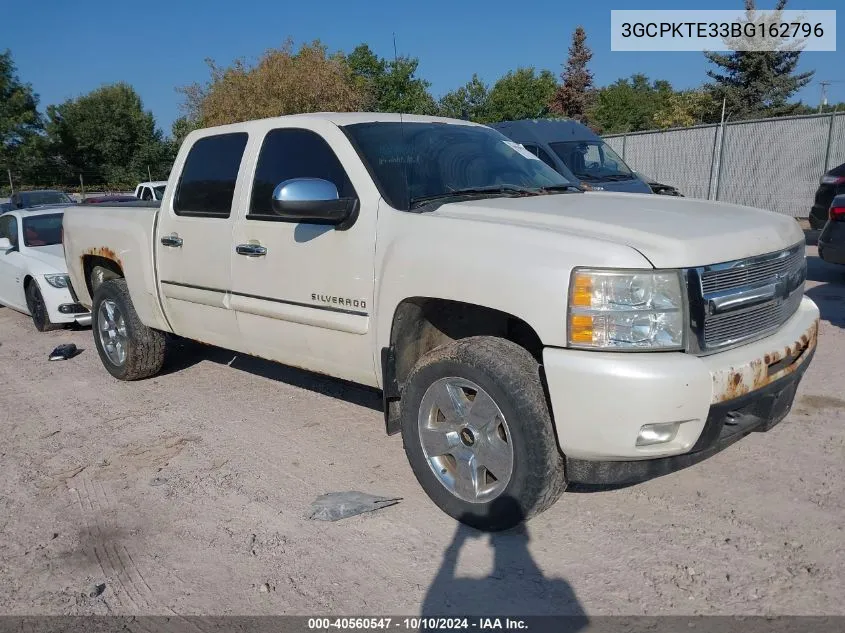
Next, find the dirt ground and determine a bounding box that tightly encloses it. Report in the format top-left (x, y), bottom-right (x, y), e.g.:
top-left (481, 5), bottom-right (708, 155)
top-left (1, 239), bottom-right (843, 618)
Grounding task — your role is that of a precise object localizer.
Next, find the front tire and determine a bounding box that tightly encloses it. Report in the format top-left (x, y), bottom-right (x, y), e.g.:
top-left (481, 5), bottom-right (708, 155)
top-left (26, 281), bottom-right (60, 332)
top-left (92, 279), bottom-right (166, 380)
top-left (400, 336), bottom-right (566, 531)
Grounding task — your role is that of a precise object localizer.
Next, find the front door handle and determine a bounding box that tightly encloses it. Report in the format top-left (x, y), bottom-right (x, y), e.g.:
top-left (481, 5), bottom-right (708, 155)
top-left (236, 243), bottom-right (267, 257)
top-left (160, 234), bottom-right (183, 247)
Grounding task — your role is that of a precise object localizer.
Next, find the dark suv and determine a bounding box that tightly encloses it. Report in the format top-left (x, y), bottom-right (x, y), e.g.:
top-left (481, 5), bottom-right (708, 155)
top-left (810, 162), bottom-right (845, 229)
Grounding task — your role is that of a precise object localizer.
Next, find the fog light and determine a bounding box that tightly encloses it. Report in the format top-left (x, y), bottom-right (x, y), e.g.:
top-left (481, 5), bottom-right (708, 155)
top-left (636, 421), bottom-right (680, 446)
top-left (58, 303), bottom-right (86, 314)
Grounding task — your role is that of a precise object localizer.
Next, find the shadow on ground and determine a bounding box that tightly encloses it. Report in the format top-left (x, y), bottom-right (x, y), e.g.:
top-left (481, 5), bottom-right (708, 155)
top-left (421, 497), bottom-right (586, 624)
top-left (159, 337), bottom-right (382, 411)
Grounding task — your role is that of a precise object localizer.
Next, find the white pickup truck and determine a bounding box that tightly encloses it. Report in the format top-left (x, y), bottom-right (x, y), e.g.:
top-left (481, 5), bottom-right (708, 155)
top-left (62, 113), bottom-right (819, 531)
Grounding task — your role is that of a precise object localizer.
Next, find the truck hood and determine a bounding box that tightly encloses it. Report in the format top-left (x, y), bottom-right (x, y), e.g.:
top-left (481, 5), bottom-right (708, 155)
top-left (26, 244), bottom-right (68, 272)
top-left (430, 191), bottom-right (804, 268)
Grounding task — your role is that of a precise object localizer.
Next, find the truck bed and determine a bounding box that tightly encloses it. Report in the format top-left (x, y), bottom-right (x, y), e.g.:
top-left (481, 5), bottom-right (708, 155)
top-left (62, 202), bottom-right (170, 332)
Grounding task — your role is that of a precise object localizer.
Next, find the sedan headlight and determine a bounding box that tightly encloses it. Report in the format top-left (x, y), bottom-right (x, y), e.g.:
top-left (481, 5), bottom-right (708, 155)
top-left (568, 269), bottom-right (685, 350)
top-left (44, 273), bottom-right (70, 289)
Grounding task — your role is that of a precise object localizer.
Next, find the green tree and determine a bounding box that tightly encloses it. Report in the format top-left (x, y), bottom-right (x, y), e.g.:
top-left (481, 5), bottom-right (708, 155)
top-left (792, 102), bottom-right (845, 115)
top-left (704, 0), bottom-right (814, 120)
top-left (346, 44), bottom-right (386, 111)
top-left (1, 49), bottom-right (44, 186)
top-left (590, 74), bottom-right (674, 133)
top-left (171, 116), bottom-right (199, 148)
top-left (653, 89), bottom-right (713, 129)
top-left (550, 26), bottom-right (594, 122)
top-left (346, 44), bottom-right (437, 114)
top-left (486, 68), bottom-right (557, 123)
top-left (45, 83), bottom-right (172, 186)
top-left (437, 74), bottom-right (490, 122)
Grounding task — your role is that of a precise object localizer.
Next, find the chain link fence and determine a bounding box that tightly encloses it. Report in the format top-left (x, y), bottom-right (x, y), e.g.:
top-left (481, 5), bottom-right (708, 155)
top-left (2, 165), bottom-right (164, 200)
top-left (605, 112), bottom-right (845, 218)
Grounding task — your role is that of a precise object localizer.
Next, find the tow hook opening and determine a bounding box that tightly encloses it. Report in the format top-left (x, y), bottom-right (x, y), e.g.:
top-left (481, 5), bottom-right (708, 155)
top-left (767, 339), bottom-right (809, 376)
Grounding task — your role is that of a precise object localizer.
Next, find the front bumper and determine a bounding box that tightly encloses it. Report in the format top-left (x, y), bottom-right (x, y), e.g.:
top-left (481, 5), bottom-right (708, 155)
top-left (542, 296), bottom-right (819, 483)
top-left (566, 345), bottom-right (814, 485)
top-left (40, 282), bottom-right (92, 325)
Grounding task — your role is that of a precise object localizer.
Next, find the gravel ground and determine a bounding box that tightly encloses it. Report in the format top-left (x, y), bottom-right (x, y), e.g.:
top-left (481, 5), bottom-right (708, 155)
top-left (0, 239), bottom-right (843, 617)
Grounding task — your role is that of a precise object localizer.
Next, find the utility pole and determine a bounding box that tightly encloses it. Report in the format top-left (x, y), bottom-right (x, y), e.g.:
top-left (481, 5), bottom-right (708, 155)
top-left (7, 169), bottom-right (13, 195)
top-left (819, 81), bottom-right (830, 113)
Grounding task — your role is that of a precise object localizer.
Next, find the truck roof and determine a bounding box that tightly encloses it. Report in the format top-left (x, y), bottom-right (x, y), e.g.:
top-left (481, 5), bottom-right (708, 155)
top-left (187, 113), bottom-right (485, 138)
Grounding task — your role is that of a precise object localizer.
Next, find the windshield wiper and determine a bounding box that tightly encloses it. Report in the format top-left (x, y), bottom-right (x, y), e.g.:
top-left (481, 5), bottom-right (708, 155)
top-left (536, 184), bottom-right (582, 193)
top-left (409, 185), bottom-right (538, 209)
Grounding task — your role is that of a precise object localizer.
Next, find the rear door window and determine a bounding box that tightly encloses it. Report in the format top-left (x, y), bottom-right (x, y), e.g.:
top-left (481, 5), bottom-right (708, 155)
top-left (174, 133), bottom-right (249, 217)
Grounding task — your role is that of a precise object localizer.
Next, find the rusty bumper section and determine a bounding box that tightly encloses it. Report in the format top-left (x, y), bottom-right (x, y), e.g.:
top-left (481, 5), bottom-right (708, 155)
top-left (711, 319), bottom-right (818, 404)
top-left (566, 344), bottom-right (816, 487)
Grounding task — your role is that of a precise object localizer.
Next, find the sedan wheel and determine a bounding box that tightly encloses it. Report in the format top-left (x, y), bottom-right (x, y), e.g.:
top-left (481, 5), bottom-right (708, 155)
top-left (26, 282), bottom-right (59, 332)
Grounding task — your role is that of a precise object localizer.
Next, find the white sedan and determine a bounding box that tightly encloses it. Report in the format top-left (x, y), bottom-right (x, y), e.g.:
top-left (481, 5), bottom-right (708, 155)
top-left (0, 207), bottom-right (91, 331)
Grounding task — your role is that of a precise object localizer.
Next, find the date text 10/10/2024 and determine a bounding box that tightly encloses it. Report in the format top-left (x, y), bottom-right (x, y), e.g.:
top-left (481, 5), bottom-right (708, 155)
top-left (307, 618), bottom-right (529, 630)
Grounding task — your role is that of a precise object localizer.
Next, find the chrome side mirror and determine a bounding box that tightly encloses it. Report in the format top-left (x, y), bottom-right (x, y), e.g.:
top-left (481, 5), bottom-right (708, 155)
top-left (271, 178), bottom-right (357, 229)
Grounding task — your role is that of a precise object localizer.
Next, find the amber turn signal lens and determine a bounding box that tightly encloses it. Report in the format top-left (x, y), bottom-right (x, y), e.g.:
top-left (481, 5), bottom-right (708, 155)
top-left (569, 314), bottom-right (594, 343)
top-left (571, 272), bottom-right (593, 308)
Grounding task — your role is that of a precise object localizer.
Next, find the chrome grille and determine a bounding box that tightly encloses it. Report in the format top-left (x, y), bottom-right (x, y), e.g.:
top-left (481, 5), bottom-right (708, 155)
top-left (701, 246), bottom-right (805, 294)
top-left (704, 290), bottom-right (803, 348)
top-left (690, 243), bottom-right (806, 353)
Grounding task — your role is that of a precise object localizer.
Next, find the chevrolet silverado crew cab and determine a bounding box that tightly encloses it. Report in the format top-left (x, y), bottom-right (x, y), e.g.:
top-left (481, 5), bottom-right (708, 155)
top-left (61, 113), bottom-right (819, 531)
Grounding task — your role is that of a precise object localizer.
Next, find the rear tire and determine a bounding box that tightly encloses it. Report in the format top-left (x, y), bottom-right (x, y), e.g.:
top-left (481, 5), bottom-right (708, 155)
top-left (92, 279), bottom-right (166, 380)
top-left (400, 336), bottom-right (566, 531)
top-left (26, 281), bottom-right (60, 332)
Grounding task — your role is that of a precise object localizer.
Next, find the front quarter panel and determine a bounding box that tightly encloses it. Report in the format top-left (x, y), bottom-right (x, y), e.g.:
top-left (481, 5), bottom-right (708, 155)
top-left (373, 201), bottom-right (655, 376)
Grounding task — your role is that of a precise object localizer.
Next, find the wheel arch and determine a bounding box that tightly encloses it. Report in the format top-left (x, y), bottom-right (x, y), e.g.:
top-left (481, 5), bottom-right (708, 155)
top-left (82, 254), bottom-right (124, 298)
top-left (381, 296), bottom-right (545, 434)
top-left (22, 274), bottom-right (36, 312)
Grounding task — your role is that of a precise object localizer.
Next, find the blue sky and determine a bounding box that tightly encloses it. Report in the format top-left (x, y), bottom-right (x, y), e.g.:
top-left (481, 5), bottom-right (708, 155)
top-left (5, 0), bottom-right (843, 135)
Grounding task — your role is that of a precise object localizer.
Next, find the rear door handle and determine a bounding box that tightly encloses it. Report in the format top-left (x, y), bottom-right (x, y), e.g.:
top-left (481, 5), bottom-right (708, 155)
top-left (236, 243), bottom-right (267, 257)
top-left (160, 234), bottom-right (183, 247)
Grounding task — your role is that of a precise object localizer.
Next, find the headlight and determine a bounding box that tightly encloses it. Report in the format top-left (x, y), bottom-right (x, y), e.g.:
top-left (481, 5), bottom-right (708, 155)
top-left (44, 274), bottom-right (70, 289)
top-left (568, 269), bottom-right (685, 350)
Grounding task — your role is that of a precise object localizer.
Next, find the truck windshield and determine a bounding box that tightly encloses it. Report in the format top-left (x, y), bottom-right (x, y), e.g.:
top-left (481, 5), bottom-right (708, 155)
top-left (22, 213), bottom-right (63, 247)
top-left (549, 140), bottom-right (633, 182)
top-left (154, 185), bottom-right (166, 198)
top-left (344, 122), bottom-right (574, 211)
